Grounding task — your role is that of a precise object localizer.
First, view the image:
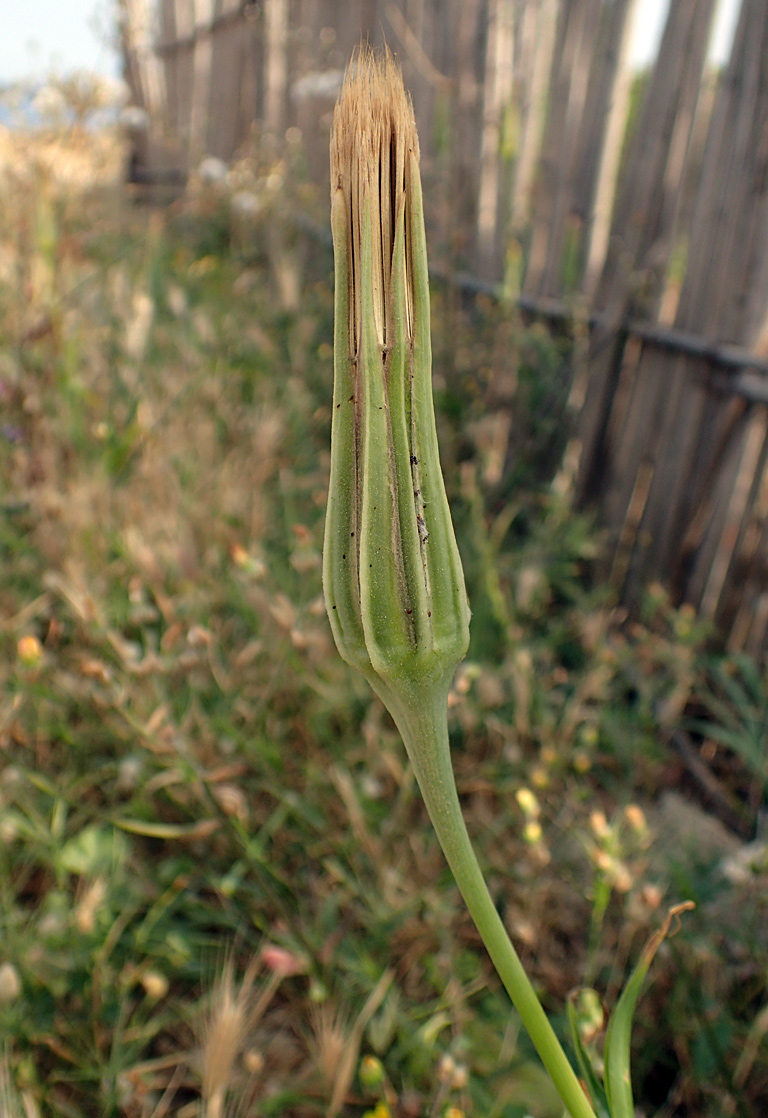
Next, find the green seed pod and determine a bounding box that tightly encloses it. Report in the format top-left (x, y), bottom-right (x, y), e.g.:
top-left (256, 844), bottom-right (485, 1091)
top-left (323, 49), bottom-right (469, 725)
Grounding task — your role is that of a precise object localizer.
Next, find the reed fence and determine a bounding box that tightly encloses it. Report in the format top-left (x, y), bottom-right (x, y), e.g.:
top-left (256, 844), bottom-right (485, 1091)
top-left (121, 0), bottom-right (768, 659)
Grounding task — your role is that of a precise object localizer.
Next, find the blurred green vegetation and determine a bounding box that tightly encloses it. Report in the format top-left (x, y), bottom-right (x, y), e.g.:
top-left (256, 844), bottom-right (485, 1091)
top-left (1, 129), bottom-right (768, 1118)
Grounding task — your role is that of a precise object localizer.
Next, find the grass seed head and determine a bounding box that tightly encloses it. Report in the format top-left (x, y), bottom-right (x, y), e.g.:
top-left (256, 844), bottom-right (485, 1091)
top-left (200, 957), bottom-right (258, 1116)
top-left (310, 1003), bottom-right (359, 1116)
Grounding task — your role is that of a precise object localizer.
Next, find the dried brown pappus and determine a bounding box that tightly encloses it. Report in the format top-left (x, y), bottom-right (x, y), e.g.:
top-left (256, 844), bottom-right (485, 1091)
top-left (200, 955), bottom-right (280, 1118)
top-left (329, 45), bottom-right (419, 360)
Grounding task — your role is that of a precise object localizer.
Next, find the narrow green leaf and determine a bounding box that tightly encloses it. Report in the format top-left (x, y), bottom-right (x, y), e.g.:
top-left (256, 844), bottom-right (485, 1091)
top-left (603, 902), bottom-right (695, 1117)
top-left (112, 816), bottom-right (219, 838)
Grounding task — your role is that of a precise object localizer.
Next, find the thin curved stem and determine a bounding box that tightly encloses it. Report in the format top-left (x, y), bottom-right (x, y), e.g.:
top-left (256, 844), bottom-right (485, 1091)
top-left (392, 686), bottom-right (598, 1118)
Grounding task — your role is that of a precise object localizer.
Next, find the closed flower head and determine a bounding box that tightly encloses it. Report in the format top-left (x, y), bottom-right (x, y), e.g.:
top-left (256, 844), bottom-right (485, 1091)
top-left (323, 48), bottom-right (469, 727)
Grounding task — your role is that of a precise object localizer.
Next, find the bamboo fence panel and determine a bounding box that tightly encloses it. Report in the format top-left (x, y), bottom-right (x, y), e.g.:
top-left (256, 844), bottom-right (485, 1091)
top-left (132, 0), bottom-right (768, 658)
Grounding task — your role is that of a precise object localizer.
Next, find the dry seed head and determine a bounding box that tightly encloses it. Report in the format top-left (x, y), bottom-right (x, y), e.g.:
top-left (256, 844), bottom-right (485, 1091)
top-left (310, 1001), bottom-right (362, 1117)
top-left (331, 48), bottom-right (419, 356)
top-left (324, 47), bottom-right (469, 768)
top-left (201, 957), bottom-right (258, 1113)
top-left (310, 1002), bottom-right (350, 1091)
top-left (75, 876), bottom-right (107, 934)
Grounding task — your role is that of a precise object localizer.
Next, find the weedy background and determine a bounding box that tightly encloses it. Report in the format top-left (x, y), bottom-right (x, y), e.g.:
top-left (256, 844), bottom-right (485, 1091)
top-left (1, 107), bottom-right (768, 1118)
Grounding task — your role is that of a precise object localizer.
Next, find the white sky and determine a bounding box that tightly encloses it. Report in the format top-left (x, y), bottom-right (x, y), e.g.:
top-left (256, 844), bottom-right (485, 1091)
top-left (629, 0), bottom-right (740, 69)
top-left (0, 0), bottom-right (119, 84)
top-left (0, 0), bottom-right (746, 86)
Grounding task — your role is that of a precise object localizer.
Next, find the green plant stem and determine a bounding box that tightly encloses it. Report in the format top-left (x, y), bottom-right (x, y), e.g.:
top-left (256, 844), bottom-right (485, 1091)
top-left (389, 682), bottom-right (598, 1118)
top-left (585, 876), bottom-right (612, 989)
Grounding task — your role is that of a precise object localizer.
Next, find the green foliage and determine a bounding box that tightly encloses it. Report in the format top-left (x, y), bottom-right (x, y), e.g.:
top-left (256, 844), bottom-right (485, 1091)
top-left (1, 129), bottom-right (767, 1117)
top-left (688, 652), bottom-right (768, 807)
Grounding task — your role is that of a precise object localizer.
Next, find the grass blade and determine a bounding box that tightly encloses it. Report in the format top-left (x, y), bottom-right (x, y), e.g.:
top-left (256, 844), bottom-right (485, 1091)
top-left (603, 902), bottom-right (695, 1117)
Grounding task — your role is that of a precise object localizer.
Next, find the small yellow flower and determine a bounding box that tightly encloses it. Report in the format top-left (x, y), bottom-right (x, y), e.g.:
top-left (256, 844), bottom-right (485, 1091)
top-left (17, 635), bottom-right (42, 666)
top-left (362, 1103), bottom-right (391, 1118)
top-left (515, 788), bottom-right (540, 817)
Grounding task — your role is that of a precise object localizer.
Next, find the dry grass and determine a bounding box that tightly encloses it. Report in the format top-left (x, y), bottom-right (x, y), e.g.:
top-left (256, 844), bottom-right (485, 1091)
top-left (0, 123), bottom-right (122, 187)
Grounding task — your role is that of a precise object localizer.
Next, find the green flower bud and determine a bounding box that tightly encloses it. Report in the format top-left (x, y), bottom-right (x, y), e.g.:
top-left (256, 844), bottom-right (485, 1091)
top-left (323, 49), bottom-right (469, 728)
top-left (359, 1053), bottom-right (386, 1090)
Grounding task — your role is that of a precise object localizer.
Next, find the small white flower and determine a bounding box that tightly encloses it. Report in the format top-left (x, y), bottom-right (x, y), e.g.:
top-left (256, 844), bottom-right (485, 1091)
top-left (32, 85), bottom-right (67, 119)
top-left (231, 190), bottom-right (261, 219)
top-left (102, 78), bottom-right (131, 107)
top-left (291, 69), bottom-right (344, 102)
top-left (119, 105), bottom-right (150, 132)
top-left (198, 156), bottom-right (229, 185)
